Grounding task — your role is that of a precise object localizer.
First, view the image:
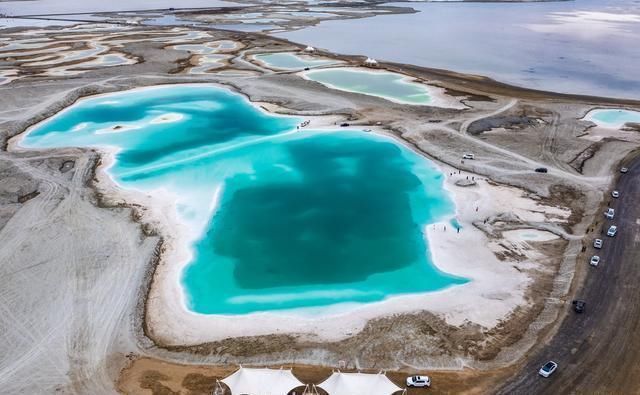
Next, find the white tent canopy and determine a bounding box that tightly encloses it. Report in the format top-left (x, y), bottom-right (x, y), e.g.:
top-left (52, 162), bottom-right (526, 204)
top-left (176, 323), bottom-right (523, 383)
top-left (318, 372), bottom-right (404, 395)
top-left (221, 367), bottom-right (304, 395)
top-left (304, 46), bottom-right (315, 52)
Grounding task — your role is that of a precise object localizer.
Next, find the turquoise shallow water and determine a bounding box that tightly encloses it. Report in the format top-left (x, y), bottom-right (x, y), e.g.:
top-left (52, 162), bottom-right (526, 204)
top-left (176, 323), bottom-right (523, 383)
top-left (254, 52), bottom-right (339, 70)
top-left (588, 109), bottom-right (640, 128)
top-left (22, 84), bottom-right (467, 314)
top-left (303, 68), bottom-right (434, 105)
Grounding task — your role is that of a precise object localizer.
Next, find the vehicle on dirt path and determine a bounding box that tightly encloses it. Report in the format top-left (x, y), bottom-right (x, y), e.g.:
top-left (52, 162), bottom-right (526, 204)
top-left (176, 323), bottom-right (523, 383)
top-left (572, 300), bottom-right (586, 313)
top-left (607, 225), bottom-right (618, 237)
top-left (406, 375), bottom-right (431, 388)
top-left (535, 167), bottom-right (548, 173)
top-left (539, 361), bottom-right (558, 377)
top-left (612, 190), bottom-right (620, 198)
top-left (605, 208), bottom-right (615, 219)
top-left (590, 255), bottom-right (600, 266)
top-left (594, 239), bottom-right (603, 249)
top-left (621, 167), bottom-right (629, 173)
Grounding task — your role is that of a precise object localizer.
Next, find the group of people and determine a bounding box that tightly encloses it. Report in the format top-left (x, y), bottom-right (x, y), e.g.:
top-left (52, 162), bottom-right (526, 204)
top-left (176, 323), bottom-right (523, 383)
top-left (297, 120), bottom-right (311, 130)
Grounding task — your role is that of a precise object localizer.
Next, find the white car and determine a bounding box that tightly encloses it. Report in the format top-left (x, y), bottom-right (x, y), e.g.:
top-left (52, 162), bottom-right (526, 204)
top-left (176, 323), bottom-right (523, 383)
top-left (590, 255), bottom-right (600, 266)
top-left (621, 167), bottom-right (629, 173)
top-left (594, 238), bottom-right (603, 249)
top-left (605, 208), bottom-right (615, 219)
top-left (406, 375), bottom-right (431, 388)
top-left (539, 361), bottom-right (558, 378)
top-left (612, 190), bottom-right (620, 198)
top-left (607, 225), bottom-right (617, 237)
top-left (462, 153), bottom-right (475, 160)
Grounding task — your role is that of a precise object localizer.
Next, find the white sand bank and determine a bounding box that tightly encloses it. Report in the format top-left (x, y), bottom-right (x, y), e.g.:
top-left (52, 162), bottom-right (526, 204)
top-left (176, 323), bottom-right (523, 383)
top-left (580, 108), bottom-right (640, 142)
top-left (300, 67), bottom-right (466, 109)
top-left (10, 83), bottom-right (567, 347)
top-left (148, 160), bottom-right (568, 346)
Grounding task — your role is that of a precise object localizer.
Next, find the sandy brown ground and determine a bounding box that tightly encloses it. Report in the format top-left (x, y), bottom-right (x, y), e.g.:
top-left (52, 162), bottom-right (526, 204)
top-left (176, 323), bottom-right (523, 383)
top-left (117, 357), bottom-right (514, 395)
top-left (1, 23), bottom-right (639, 394)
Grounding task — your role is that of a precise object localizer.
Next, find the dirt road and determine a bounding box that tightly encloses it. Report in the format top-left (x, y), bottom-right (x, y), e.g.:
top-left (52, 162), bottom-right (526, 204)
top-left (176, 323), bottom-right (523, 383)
top-left (497, 155), bottom-right (640, 394)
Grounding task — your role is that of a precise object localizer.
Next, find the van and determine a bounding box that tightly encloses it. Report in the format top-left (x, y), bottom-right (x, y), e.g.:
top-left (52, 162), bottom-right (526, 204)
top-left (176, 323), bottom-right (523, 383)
top-left (605, 208), bottom-right (615, 219)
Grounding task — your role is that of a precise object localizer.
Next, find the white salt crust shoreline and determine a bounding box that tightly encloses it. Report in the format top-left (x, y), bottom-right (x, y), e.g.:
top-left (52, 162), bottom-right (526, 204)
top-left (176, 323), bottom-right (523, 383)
top-left (147, 154), bottom-right (567, 346)
top-left (10, 83), bottom-right (567, 346)
top-left (581, 108), bottom-right (640, 129)
top-left (579, 108), bottom-right (640, 142)
top-left (250, 51), bottom-right (342, 71)
top-left (300, 66), bottom-right (467, 110)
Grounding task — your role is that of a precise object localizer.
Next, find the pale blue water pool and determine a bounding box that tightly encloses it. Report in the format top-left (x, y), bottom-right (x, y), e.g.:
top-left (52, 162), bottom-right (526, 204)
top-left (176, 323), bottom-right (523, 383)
top-left (586, 109), bottom-right (640, 128)
top-left (254, 52), bottom-right (339, 70)
top-left (303, 68), bottom-right (440, 105)
top-left (21, 84), bottom-right (467, 314)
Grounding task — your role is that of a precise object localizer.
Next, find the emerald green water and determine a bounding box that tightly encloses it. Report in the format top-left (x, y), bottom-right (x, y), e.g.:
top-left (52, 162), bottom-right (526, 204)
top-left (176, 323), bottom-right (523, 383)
top-left (21, 84), bottom-right (467, 314)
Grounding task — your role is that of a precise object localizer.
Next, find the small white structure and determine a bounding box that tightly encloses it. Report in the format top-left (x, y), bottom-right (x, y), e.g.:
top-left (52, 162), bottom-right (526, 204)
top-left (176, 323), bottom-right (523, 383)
top-left (304, 46), bottom-right (315, 52)
top-left (318, 371), bottom-right (404, 395)
top-left (364, 57), bottom-right (378, 66)
top-left (220, 367), bottom-right (304, 395)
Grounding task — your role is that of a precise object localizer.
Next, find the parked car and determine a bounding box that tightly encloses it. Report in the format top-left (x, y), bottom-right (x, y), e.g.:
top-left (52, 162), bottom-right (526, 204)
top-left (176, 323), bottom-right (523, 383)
top-left (539, 361), bottom-right (558, 377)
top-left (607, 225), bottom-right (618, 237)
top-left (605, 208), bottom-right (615, 219)
top-left (462, 153), bottom-right (475, 160)
top-left (535, 167), bottom-right (548, 173)
top-left (340, 122), bottom-right (350, 127)
top-left (621, 167), bottom-right (629, 173)
top-left (612, 190), bottom-right (620, 198)
top-left (590, 255), bottom-right (600, 266)
top-left (406, 375), bottom-right (431, 388)
top-left (572, 300), bottom-right (586, 313)
top-left (594, 238), bottom-right (603, 249)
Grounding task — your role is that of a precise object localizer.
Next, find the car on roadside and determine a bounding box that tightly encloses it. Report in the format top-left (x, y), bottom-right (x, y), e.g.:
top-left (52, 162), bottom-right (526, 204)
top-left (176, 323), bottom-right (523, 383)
top-left (605, 208), bottom-right (615, 219)
top-left (612, 190), bottom-right (620, 198)
top-left (535, 167), bottom-right (548, 173)
top-left (621, 167), bottom-right (629, 173)
top-left (539, 361), bottom-right (558, 378)
top-left (607, 225), bottom-right (618, 237)
top-left (594, 238), bottom-right (603, 249)
top-left (406, 375), bottom-right (431, 388)
top-left (572, 300), bottom-right (586, 313)
top-left (462, 153), bottom-right (475, 160)
top-left (590, 255), bottom-right (600, 266)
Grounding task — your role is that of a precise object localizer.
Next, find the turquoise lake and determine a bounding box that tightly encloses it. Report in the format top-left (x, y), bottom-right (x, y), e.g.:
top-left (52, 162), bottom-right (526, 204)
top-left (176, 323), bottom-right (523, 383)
top-left (587, 109), bottom-right (640, 128)
top-left (21, 84), bottom-right (467, 314)
top-left (304, 68), bottom-right (434, 105)
top-left (254, 52), bottom-right (339, 70)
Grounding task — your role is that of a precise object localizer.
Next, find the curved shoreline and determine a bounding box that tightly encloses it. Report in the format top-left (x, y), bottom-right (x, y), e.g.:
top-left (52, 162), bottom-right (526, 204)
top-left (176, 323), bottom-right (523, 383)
top-left (4, 25), bottom-right (638, 395)
top-left (300, 66), bottom-right (467, 109)
top-left (9, 81), bottom-right (553, 347)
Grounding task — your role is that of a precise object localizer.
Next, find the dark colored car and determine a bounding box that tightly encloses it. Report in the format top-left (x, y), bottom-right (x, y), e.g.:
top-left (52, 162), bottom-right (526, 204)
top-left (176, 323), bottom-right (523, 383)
top-left (572, 300), bottom-right (586, 313)
top-left (535, 167), bottom-right (548, 173)
top-left (340, 122), bottom-right (350, 127)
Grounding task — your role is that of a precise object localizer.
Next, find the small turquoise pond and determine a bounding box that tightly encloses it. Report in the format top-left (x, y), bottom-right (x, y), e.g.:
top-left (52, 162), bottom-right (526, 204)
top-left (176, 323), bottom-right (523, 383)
top-left (586, 108), bottom-right (640, 129)
top-left (254, 52), bottom-right (339, 70)
top-left (22, 84), bottom-right (467, 314)
top-left (303, 67), bottom-right (436, 105)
